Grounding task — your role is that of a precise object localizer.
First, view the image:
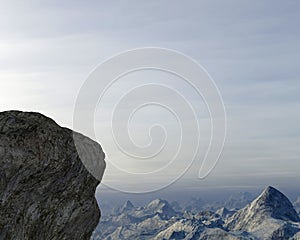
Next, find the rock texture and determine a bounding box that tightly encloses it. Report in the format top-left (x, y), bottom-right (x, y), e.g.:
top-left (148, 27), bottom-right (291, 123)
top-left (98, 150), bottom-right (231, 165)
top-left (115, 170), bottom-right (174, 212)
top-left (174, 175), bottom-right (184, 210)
top-left (0, 111), bottom-right (105, 240)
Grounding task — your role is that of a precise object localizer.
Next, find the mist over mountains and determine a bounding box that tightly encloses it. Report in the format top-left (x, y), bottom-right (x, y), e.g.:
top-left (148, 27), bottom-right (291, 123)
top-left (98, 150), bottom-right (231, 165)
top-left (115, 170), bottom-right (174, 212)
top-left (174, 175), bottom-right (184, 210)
top-left (92, 186), bottom-right (300, 240)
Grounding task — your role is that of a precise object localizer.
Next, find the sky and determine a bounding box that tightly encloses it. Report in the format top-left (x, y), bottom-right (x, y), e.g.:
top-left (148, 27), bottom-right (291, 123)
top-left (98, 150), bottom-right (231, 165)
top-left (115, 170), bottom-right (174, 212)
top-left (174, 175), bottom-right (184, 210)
top-left (0, 1), bottom-right (300, 194)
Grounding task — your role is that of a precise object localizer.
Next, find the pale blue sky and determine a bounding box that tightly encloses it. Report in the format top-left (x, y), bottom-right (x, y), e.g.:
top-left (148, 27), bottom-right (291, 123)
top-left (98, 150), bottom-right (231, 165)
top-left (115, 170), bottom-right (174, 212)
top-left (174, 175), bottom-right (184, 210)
top-left (0, 0), bottom-right (299, 191)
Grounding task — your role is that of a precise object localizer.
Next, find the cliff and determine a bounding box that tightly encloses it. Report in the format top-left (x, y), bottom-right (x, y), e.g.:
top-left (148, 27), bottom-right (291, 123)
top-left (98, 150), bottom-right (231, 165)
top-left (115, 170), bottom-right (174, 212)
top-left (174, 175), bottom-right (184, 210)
top-left (0, 111), bottom-right (105, 240)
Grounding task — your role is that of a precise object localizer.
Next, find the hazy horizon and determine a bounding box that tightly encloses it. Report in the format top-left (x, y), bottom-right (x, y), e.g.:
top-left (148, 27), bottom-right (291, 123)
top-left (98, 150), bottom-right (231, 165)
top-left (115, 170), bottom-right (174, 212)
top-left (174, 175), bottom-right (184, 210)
top-left (1, 1), bottom-right (300, 194)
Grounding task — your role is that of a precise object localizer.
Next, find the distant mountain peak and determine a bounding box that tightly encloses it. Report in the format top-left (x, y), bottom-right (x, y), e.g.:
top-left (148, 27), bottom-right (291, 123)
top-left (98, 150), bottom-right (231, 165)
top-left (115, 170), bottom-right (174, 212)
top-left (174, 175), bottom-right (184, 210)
top-left (124, 200), bottom-right (134, 208)
top-left (226, 186), bottom-right (300, 232)
top-left (120, 200), bottom-right (134, 212)
top-left (256, 186), bottom-right (299, 222)
top-left (146, 199), bottom-right (176, 218)
top-left (147, 199), bottom-right (169, 208)
top-left (262, 186), bottom-right (282, 198)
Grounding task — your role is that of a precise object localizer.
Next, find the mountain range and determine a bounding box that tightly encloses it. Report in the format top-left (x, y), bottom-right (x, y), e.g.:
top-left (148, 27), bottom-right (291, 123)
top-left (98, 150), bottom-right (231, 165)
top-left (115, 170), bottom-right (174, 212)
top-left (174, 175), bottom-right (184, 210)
top-left (92, 186), bottom-right (300, 240)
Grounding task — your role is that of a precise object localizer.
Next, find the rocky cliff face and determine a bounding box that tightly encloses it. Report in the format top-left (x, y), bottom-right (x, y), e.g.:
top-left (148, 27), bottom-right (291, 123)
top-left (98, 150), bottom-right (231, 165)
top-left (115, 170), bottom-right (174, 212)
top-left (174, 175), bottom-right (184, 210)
top-left (0, 111), bottom-right (106, 240)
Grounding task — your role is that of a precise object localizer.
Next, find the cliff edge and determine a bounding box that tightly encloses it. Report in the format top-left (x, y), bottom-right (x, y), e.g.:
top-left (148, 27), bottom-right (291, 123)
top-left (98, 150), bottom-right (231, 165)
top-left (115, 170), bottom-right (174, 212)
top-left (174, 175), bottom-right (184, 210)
top-left (0, 111), bottom-right (105, 240)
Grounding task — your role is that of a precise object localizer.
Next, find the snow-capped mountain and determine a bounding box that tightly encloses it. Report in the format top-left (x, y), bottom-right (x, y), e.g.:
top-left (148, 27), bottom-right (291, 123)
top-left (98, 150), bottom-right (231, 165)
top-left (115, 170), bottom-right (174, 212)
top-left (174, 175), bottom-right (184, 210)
top-left (225, 186), bottom-right (300, 239)
top-left (92, 198), bottom-right (180, 239)
top-left (144, 199), bottom-right (177, 219)
top-left (92, 186), bottom-right (300, 240)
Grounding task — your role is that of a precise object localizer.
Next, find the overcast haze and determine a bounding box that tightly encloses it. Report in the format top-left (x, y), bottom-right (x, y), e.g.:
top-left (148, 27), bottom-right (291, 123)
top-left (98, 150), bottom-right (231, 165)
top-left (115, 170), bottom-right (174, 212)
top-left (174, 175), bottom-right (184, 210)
top-left (1, 1), bottom-right (300, 193)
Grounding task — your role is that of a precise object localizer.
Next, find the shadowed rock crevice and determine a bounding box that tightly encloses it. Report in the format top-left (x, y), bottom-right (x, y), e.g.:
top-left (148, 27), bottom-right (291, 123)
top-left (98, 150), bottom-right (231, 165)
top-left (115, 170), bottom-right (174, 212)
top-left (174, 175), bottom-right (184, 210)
top-left (0, 111), bottom-right (105, 240)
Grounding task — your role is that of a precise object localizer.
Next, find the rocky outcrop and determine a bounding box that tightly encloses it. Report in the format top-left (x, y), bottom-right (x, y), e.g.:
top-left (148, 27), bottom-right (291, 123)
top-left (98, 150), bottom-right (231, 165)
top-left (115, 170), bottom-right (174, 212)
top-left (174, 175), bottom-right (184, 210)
top-left (0, 111), bottom-right (106, 240)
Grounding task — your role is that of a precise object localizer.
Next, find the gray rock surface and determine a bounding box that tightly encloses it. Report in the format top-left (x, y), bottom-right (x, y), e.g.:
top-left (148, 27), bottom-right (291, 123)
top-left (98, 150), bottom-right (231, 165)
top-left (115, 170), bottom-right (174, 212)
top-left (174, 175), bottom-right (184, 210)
top-left (0, 111), bottom-right (105, 240)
